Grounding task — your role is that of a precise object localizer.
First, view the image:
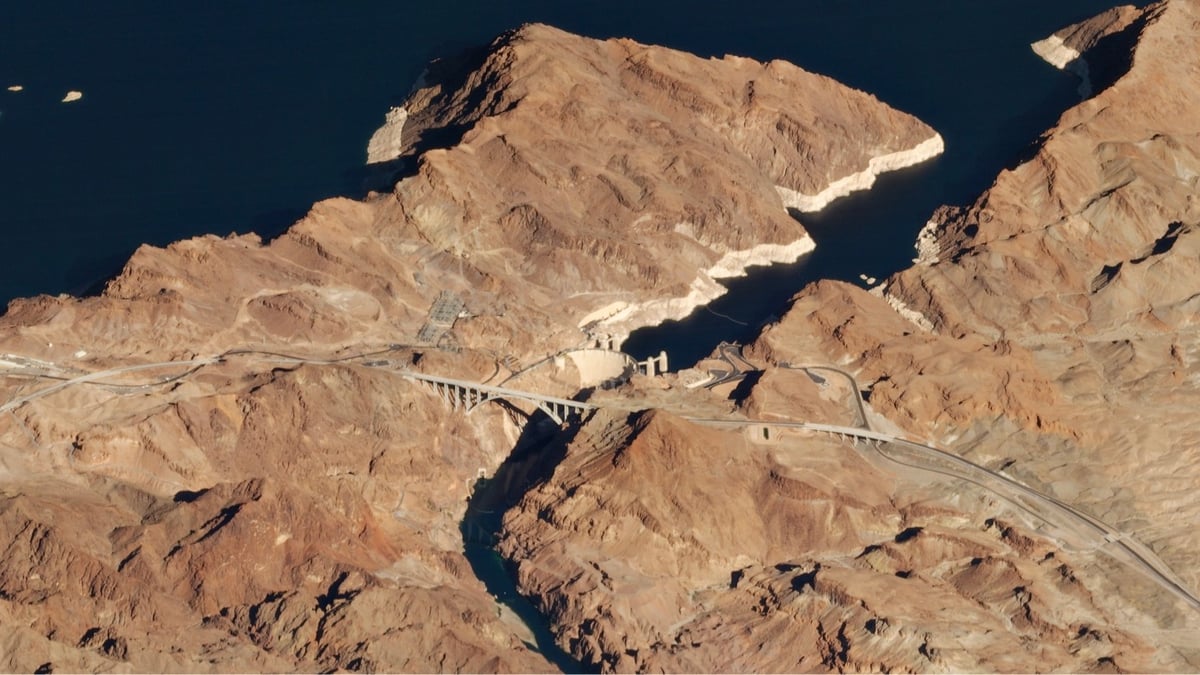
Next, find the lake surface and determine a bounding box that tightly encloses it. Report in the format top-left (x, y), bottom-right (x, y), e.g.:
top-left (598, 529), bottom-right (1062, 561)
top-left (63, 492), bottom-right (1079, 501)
top-left (2, 1), bottom-right (1124, 312)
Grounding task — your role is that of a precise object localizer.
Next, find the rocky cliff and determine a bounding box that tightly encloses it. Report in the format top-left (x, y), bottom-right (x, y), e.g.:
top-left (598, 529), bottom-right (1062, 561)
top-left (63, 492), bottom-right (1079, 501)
top-left (886, 0), bottom-right (1200, 595)
top-left (0, 23), bottom-right (947, 672)
top-left (367, 23), bottom-right (941, 337)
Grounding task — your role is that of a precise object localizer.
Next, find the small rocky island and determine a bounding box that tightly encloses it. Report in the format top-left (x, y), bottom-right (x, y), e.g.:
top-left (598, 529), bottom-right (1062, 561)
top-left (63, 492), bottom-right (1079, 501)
top-left (2, 2), bottom-right (1199, 671)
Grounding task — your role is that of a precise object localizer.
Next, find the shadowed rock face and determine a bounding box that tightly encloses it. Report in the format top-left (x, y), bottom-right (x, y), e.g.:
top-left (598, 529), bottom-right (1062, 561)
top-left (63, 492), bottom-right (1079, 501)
top-left (0, 23), bottom-right (944, 673)
top-left (498, 409), bottom-right (1164, 672)
top-left (1031, 4), bottom-right (1148, 96)
top-left (0, 365), bottom-right (557, 673)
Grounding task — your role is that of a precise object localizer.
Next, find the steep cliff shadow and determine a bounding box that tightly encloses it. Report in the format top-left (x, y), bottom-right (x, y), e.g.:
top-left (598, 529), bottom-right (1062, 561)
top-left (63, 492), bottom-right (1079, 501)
top-left (998, 80), bottom-right (1092, 174)
top-left (461, 410), bottom-right (592, 673)
top-left (251, 207), bottom-right (311, 243)
top-left (334, 38), bottom-right (517, 203)
top-left (1082, 10), bottom-right (1150, 98)
top-left (401, 32), bottom-right (526, 156)
top-left (344, 156), bottom-right (419, 197)
top-left (727, 370), bottom-right (763, 403)
top-left (1002, 11), bottom-right (1150, 175)
top-left (64, 246), bottom-right (140, 300)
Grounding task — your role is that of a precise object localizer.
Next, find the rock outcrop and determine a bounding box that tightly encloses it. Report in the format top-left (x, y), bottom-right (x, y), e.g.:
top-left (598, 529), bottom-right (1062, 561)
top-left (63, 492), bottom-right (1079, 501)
top-left (499, 408), bottom-right (1167, 672)
top-left (1031, 4), bottom-right (1146, 96)
top-left (878, 0), bottom-right (1200, 615)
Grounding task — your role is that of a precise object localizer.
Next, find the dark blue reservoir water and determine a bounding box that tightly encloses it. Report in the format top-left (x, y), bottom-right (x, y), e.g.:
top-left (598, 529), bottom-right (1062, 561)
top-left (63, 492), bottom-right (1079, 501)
top-left (2, 1), bottom-right (1126, 312)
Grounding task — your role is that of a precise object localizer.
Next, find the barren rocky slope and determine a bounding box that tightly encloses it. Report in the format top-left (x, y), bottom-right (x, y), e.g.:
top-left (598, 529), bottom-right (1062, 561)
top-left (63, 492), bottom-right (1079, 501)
top-left (0, 24), bottom-right (944, 672)
top-left (495, 1), bottom-right (1200, 671)
top-left (367, 23), bottom-right (941, 337)
top-left (887, 0), bottom-right (1200, 594)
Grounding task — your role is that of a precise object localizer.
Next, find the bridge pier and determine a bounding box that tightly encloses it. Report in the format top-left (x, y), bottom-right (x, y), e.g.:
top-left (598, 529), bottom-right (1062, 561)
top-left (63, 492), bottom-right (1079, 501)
top-left (404, 371), bottom-right (596, 428)
top-left (539, 401), bottom-right (565, 425)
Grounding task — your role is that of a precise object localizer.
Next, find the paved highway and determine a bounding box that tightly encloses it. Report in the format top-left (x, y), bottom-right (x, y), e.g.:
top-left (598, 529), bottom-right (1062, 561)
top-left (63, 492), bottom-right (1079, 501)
top-left (779, 363), bottom-right (870, 430)
top-left (394, 369), bottom-right (596, 418)
top-left (687, 359), bottom-right (1200, 612)
top-left (682, 416), bottom-right (1200, 612)
top-left (0, 345), bottom-right (412, 415)
top-left (0, 357), bottom-right (220, 414)
top-left (2, 346), bottom-right (1195, 613)
top-left (690, 342), bottom-right (758, 388)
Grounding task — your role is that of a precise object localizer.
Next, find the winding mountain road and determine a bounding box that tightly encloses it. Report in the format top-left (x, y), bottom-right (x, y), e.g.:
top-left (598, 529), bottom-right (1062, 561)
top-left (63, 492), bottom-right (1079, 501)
top-left (2, 347), bottom-right (1196, 613)
top-left (0, 345), bottom-right (409, 415)
top-left (0, 358), bottom-right (220, 414)
top-left (779, 362), bottom-right (870, 430)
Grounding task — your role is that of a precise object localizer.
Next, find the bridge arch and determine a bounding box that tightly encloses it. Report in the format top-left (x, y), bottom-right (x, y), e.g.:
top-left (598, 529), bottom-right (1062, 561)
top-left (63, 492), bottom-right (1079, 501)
top-left (462, 391), bottom-right (575, 425)
top-left (404, 371), bottom-right (593, 426)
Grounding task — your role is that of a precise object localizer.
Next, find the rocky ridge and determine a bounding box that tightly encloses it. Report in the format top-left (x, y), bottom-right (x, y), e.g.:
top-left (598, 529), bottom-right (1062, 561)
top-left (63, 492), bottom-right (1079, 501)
top-left (886, 0), bottom-right (1200, 591)
top-left (1030, 4), bottom-right (1146, 96)
top-left (369, 23), bottom-right (941, 336)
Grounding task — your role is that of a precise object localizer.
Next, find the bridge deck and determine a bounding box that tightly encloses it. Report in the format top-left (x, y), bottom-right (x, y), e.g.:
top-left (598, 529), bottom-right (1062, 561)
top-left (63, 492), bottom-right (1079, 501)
top-left (400, 371), bottom-right (596, 411)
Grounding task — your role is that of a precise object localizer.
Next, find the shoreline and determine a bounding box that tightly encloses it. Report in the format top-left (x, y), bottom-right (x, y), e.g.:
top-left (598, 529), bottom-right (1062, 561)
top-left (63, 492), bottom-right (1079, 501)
top-left (1030, 34), bottom-right (1081, 69)
top-left (596, 235), bottom-right (816, 340)
top-left (1030, 34), bottom-right (1093, 97)
top-left (366, 106), bottom-right (410, 164)
top-left (598, 133), bottom-right (946, 346)
top-left (776, 134), bottom-right (945, 213)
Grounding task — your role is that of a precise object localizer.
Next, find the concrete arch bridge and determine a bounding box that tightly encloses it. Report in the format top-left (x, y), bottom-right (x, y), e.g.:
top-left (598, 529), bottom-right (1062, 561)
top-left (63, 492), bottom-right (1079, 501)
top-left (402, 371), bottom-right (595, 425)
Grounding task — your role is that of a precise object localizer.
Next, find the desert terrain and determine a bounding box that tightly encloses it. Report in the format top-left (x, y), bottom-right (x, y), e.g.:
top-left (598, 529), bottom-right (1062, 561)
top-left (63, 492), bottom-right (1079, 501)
top-left (2, 3), bottom-right (1199, 672)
